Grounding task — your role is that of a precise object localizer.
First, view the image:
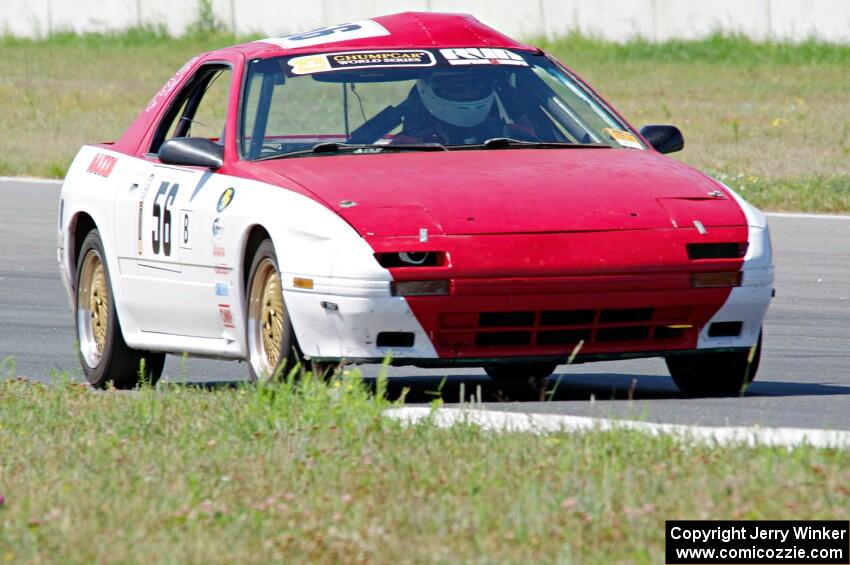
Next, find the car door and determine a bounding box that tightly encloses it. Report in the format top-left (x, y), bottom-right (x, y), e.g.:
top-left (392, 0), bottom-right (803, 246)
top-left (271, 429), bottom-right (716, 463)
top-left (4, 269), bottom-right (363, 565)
top-left (114, 63), bottom-right (234, 339)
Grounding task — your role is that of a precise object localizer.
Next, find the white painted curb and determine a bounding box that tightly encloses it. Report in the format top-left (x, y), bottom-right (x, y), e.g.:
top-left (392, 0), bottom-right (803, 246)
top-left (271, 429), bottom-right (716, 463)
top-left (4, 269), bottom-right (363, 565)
top-left (384, 407), bottom-right (850, 449)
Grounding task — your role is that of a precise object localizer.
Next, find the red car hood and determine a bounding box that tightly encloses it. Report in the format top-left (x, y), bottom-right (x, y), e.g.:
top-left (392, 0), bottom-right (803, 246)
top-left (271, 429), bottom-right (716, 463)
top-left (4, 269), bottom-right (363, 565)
top-left (255, 148), bottom-right (744, 237)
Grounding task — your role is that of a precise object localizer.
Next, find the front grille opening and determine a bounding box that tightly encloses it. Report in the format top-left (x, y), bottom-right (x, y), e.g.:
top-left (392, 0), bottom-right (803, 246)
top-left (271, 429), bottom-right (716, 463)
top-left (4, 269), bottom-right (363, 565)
top-left (599, 308), bottom-right (653, 324)
top-left (376, 332), bottom-right (415, 348)
top-left (687, 243), bottom-right (747, 260)
top-left (537, 329), bottom-right (592, 345)
top-left (654, 326), bottom-right (685, 339)
top-left (479, 312), bottom-right (535, 327)
top-left (540, 310), bottom-right (595, 326)
top-left (475, 331), bottom-right (531, 346)
top-left (438, 306), bottom-right (695, 350)
top-left (708, 321), bottom-right (743, 337)
top-left (597, 326), bottom-right (650, 342)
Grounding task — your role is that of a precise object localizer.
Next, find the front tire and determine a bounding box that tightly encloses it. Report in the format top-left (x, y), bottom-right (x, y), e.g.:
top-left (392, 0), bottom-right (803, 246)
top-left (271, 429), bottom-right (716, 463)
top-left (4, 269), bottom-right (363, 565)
top-left (75, 230), bottom-right (164, 388)
top-left (665, 332), bottom-right (762, 396)
top-left (246, 240), bottom-right (299, 381)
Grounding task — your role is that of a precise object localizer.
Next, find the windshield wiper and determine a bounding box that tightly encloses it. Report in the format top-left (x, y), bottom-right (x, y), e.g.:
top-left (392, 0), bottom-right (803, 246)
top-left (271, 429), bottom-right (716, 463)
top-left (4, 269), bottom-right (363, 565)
top-left (472, 137), bottom-right (611, 150)
top-left (256, 141), bottom-right (447, 161)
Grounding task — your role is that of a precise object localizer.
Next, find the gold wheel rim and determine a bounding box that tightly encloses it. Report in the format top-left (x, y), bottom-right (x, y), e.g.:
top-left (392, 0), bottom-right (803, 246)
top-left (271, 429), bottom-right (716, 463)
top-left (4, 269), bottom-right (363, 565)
top-left (77, 249), bottom-right (109, 367)
top-left (260, 266), bottom-right (283, 370)
top-left (90, 261), bottom-right (108, 354)
top-left (248, 257), bottom-right (287, 379)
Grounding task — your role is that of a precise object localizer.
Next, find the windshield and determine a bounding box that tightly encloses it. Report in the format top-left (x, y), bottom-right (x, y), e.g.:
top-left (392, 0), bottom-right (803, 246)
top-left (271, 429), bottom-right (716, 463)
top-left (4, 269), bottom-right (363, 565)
top-left (239, 48), bottom-right (645, 159)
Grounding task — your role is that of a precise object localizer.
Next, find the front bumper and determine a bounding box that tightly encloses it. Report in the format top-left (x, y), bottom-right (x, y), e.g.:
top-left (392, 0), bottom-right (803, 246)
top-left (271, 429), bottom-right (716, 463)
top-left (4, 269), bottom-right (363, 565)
top-left (285, 218), bottom-right (773, 364)
top-left (282, 274), bottom-right (438, 360)
top-left (282, 268), bottom-right (772, 364)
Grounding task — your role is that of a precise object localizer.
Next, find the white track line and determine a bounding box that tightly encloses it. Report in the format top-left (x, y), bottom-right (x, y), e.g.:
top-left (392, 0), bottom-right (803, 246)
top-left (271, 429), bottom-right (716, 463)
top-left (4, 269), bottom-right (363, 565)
top-left (3, 176), bottom-right (850, 220)
top-left (765, 212), bottom-right (850, 220)
top-left (0, 176), bottom-right (62, 186)
top-left (385, 407), bottom-right (850, 449)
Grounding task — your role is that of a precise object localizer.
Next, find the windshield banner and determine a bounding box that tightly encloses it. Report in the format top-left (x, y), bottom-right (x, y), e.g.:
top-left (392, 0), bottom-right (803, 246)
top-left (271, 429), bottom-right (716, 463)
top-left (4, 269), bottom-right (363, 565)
top-left (289, 50), bottom-right (437, 75)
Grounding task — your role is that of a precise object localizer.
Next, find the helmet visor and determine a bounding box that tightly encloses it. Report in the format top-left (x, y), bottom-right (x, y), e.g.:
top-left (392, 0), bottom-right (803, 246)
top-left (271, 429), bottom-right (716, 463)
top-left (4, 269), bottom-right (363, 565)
top-left (428, 73), bottom-right (492, 102)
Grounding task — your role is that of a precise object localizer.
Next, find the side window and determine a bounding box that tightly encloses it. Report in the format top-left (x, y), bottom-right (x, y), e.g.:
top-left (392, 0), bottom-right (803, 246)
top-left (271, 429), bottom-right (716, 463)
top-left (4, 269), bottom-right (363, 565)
top-left (149, 64), bottom-right (232, 154)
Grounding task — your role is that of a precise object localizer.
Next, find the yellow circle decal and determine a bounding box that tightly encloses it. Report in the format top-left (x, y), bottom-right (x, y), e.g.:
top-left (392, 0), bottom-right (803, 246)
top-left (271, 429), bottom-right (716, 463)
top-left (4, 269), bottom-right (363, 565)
top-left (217, 187), bottom-right (235, 212)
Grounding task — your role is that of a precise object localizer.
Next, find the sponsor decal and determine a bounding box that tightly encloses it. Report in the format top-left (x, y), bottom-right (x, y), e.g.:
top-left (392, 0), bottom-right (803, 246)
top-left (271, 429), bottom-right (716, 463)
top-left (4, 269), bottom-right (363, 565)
top-left (216, 188), bottom-right (235, 212)
top-left (439, 48), bottom-right (528, 66)
top-left (259, 20), bottom-right (390, 49)
top-left (214, 264), bottom-right (229, 275)
top-left (603, 128), bottom-right (644, 149)
top-left (211, 217), bottom-right (224, 239)
top-left (289, 50), bottom-right (436, 75)
top-left (218, 304), bottom-right (235, 328)
top-left (146, 56), bottom-right (200, 112)
top-left (180, 210), bottom-right (193, 250)
top-left (213, 245), bottom-right (226, 258)
top-left (87, 154), bottom-right (118, 177)
top-left (215, 282), bottom-right (229, 297)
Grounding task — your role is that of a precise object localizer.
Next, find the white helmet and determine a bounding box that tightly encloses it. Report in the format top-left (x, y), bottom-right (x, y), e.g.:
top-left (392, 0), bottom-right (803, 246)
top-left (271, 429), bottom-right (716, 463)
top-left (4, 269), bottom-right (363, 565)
top-left (416, 72), bottom-right (495, 128)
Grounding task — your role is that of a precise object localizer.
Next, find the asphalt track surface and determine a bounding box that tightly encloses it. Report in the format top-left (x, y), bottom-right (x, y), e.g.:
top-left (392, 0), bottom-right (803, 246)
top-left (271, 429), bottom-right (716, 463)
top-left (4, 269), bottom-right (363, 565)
top-left (2, 179), bottom-right (849, 430)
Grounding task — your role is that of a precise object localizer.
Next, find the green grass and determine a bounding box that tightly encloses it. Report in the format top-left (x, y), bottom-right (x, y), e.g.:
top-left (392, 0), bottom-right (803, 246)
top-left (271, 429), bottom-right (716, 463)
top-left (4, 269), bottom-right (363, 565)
top-left (711, 173), bottom-right (850, 213)
top-left (538, 34), bottom-right (850, 210)
top-left (0, 30), bottom-right (239, 178)
top-left (537, 33), bottom-right (850, 65)
top-left (1, 371), bottom-right (848, 563)
top-left (0, 32), bottom-right (848, 211)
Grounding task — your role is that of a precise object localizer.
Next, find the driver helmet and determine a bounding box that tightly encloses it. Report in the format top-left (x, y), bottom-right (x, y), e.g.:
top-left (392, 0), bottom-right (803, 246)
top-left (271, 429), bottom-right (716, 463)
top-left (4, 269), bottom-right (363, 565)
top-left (416, 71), bottom-right (495, 128)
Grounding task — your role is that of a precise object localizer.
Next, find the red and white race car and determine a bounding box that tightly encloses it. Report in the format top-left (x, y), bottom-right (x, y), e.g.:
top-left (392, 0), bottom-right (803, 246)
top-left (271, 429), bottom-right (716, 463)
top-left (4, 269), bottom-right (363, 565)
top-left (58, 12), bottom-right (773, 394)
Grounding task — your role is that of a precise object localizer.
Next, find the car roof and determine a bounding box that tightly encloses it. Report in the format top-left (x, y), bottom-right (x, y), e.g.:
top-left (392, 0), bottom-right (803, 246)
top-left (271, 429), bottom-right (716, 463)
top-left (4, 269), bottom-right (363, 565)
top-left (111, 12), bottom-right (545, 155)
top-left (215, 12), bottom-right (537, 59)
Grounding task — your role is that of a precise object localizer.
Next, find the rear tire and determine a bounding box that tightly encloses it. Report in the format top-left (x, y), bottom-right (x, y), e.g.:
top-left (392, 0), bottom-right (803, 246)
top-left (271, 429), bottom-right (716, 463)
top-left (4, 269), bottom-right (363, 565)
top-left (75, 230), bottom-right (164, 388)
top-left (245, 240), bottom-right (300, 381)
top-left (484, 362), bottom-right (558, 382)
top-left (666, 332), bottom-right (762, 396)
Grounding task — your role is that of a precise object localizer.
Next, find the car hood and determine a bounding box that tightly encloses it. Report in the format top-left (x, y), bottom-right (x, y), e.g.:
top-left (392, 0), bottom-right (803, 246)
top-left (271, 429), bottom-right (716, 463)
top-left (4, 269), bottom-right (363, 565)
top-left (257, 148), bottom-right (745, 237)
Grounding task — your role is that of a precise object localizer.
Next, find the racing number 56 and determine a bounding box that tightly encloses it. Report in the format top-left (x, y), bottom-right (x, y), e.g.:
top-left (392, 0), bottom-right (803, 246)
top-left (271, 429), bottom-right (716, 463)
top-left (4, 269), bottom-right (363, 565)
top-left (151, 181), bottom-right (179, 255)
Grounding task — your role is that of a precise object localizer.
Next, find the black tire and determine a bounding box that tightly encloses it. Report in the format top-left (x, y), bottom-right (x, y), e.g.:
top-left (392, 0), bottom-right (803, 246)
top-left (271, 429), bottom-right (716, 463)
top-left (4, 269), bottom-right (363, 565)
top-left (666, 332), bottom-right (762, 396)
top-left (75, 230), bottom-right (164, 389)
top-left (484, 362), bottom-right (558, 382)
top-left (245, 239), bottom-right (300, 381)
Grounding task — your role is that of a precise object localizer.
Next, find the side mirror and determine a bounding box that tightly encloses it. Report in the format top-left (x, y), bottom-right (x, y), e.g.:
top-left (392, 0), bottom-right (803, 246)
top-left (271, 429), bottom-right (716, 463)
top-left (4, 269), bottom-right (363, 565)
top-left (159, 137), bottom-right (224, 169)
top-left (639, 125), bottom-right (684, 154)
